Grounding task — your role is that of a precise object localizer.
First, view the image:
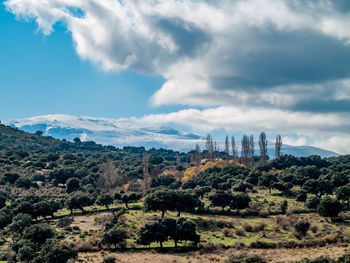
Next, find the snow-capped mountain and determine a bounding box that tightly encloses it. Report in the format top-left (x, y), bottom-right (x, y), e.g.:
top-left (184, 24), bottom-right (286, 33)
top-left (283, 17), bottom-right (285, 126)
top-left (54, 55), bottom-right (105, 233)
top-left (4, 114), bottom-right (203, 152)
top-left (4, 114), bottom-right (339, 158)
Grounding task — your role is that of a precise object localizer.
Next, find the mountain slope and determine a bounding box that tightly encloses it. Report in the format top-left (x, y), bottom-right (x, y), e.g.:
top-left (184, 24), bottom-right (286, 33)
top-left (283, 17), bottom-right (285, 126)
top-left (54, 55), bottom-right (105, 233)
top-left (4, 114), bottom-right (340, 158)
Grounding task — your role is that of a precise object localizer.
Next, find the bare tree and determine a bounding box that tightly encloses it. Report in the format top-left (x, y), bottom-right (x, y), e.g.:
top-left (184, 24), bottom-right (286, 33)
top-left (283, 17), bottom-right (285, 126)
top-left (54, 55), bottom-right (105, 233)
top-left (259, 132), bottom-right (268, 164)
top-left (143, 152), bottom-right (149, 176)
top-left (231, 136), bottom-right (237, 163)
top-left (249, 135), bottom-right (255, 167)
top-left (176, 153), bottom-right (181, 166)
top-left (98, 161), bottom-right (124, 192)
top-left (241, 135), bottom-right (250, 167)
top-left (195, 143), bottom-right (201, 166)
top-left (224, 135), bottom-right (230, 165)
top-left (275, 135), bottom-right (282, 159)
top-left (205, 134), bottom-right (215, 161)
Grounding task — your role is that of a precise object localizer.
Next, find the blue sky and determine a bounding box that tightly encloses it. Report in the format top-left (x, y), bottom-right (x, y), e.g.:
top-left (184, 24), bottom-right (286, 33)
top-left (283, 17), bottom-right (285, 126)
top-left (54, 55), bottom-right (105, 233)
top-left (1, 0), bottom-right (350, 154)
top-left (0, 3), bottom-right (187, 120)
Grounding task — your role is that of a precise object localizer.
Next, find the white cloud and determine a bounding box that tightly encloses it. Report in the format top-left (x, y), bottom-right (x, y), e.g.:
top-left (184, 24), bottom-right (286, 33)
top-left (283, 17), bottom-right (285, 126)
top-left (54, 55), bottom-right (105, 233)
top-left (5, 0), bottom-right (350, 107)
top-left (4, 0), bottom-right (350, 154)
top-left (133, 106), bottom-right (350, 154)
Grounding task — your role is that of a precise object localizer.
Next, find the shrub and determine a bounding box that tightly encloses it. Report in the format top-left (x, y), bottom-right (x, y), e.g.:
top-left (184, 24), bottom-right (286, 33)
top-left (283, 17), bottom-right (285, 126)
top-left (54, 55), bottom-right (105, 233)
top-left (310, 225), bottom-right (318, 234)
top-left (253, 221), bottom-right (266, 232)
top-left (294, 221), bottom-right (310, 236)
top-left (306, 196), bottom-right (321, 211)
top-left (103, 257), bottom-right (116, 263)
top-left (338, 253), bottom-right (350, 263)
top-left (243, 223), bottom-right (253, 232)
top-left (225, 253), bottom-right (266, 263)
top-left (250, 241), bottom-right (277, 249)
top-left (235, 229), bottom-right (245, 236)
top-left (222, 227), bottom-right (231, 237)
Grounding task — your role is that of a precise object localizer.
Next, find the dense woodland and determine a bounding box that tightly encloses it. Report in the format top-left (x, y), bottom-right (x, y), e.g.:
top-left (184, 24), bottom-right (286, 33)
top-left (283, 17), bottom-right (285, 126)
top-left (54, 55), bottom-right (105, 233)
top-left (0, 123), bottom-right (349, 262)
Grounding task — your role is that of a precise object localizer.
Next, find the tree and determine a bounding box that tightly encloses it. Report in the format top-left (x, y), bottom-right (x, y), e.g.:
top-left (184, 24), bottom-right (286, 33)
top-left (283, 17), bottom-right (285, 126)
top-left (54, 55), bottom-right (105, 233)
top-left (176, 191), bottom-right (200, 216)
top-left (336, 186), bottom-right (350, 204)
top-left (36, 241), bottom-right (77, 263)
top-left (230, 192), bottom-right (251, 212)
top-left (137, 220), bottom-right (168, 248)
top-left (205, 134), bottom-right (215, 161)
top-left (9, 213), bottom-right (32, 233)
top-left (232, 181), bottom-right (252, 193)
top-left (66, 177), bottom-right (80, 194)
top-left (275, 135), bottom-right (282, 159)
top-left (194, 186), bottom-right (211, 199)
top-left (121, 192), bottom-right (141, 208)
top-left (33, 201), bottom-right (53, 219)
top-left (151, 174), bottom-right (176, 188)
top-left (241, 135), bottom-right (250, 167)
top-left (331, 173), bottom-right (349, 188)
top-left (305, 196), bottom-right (321, 211)
top-left (102, 229), bottom-right (127, 249)
top-left (137, 218), bottom-right (200, 248)
top-left (175, 217), bottom-right (200, 247)
top-left (64, 191), bottom-right (93, 214)
top-left (1, 172), bottom-right (19, 184)
top-left (15, 177), bottom-right (34, 189)
top-left (98, 161), bottom-right (124, 192)
top-left (302, 179), bottom-right (334, 197)
top-left (317, 197), bottom-right (342, 222)
top-left (259, 132), bottom-right (268, 164)
top-left (96, 194), bottom-right (114, 210)
top-left (0, 195), bottom-right (6, 209)
top-left (231, 136), bottom-right (237, 163)
top-left (194, 144), bottom-right (201, 166)
top-left (18, 245), bottom-right (35, 262)
top-left (209, 190), bottom-right (232, 211)
top-left (23, 224), bottom-right (54, 245)
top-left (258, 173), bottom-right (277, 193)
top-left (225, 135), bottom-right (230, 165)
top-left (249, 135), bottom-right (255, 167)
top-left (144, 190), bottom-right (178, 217)
top-left (13, 201), bottom-right (35, 218)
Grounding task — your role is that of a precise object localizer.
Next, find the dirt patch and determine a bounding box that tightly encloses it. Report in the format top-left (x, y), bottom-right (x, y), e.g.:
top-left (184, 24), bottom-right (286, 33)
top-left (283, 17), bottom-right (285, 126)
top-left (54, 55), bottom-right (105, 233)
top-left (79, 245), bottom-right (349, 263)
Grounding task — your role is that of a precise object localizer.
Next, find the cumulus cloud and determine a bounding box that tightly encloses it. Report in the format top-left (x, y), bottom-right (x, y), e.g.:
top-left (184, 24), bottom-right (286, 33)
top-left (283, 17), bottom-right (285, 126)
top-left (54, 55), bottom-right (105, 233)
top-left (133, 106), bottom-right (350, 154)
top-left (4, 0), bottom-right (350, 153)
top-left (5, 0), bottom-right (350, 109)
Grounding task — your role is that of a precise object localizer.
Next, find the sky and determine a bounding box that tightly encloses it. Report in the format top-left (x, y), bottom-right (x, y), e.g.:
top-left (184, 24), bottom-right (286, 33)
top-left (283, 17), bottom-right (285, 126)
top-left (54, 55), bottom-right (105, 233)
top-left (1, 0), bottom-right (350, 154)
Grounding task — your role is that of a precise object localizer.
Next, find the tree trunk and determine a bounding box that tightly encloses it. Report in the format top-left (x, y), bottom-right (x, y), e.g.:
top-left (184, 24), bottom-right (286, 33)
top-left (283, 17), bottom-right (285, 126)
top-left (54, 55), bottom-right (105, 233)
top-left (161, 210), bottom-right (165, 218)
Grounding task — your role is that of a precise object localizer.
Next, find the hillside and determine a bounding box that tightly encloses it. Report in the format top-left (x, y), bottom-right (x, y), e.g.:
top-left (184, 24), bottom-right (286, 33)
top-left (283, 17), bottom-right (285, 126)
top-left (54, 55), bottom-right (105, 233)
top-left (0, 120), bottom-right (350, 262)
top-left (4, 114), bottom-right (340, 158)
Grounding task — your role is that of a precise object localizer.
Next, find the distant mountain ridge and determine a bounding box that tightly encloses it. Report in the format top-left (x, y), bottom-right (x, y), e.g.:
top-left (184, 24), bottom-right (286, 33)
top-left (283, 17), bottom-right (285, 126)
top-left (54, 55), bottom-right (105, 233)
top-left (4, 114), bottom-right (340, 158)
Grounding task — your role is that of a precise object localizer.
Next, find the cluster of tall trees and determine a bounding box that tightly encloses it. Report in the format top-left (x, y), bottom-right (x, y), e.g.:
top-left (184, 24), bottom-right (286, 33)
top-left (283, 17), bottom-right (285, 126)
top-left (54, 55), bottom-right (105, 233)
top-left (203, 132), bottom-right (282, 167)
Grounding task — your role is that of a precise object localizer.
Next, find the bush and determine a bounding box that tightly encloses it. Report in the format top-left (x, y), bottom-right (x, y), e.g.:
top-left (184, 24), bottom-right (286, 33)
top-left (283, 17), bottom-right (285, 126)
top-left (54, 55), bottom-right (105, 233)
top-left (235, 229), bottom-right (245, 236)
top-left (295, 221), bottom-right (310, 236)
top-left (23, 224), bottom-right (54, 245)
top-left (225, 252), bottom-right (266, 263)
top-left (103, 257), bottom-right (116, 263)
top-left (337, 253), bottom-right (350, 263)
top-left (306, 196), bottom-right (321, 210)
